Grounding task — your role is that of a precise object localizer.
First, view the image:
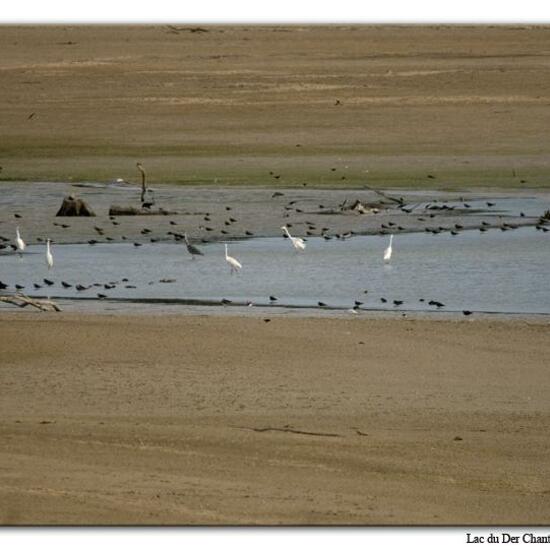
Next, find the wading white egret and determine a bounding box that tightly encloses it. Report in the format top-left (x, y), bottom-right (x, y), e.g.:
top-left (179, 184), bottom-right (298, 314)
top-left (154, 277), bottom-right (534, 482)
top-left (46, 239), bottom-right (53, 270)
top-left (225, 244), bottom-right (242, 274)
top-left (15, 227), bottom-right (26, 254)
top-left (281, 225), bottom-right (306, 251)
top-left (383, 234), bottom-right (393, 263)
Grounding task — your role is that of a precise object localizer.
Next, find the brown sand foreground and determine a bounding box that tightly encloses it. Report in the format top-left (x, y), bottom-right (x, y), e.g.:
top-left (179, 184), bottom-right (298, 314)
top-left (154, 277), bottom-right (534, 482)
top-left (1, 313), bottom-right (549, 525)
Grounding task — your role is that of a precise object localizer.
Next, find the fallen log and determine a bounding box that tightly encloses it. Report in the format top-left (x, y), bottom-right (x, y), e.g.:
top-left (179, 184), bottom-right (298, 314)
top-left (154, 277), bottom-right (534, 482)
top-left (0, 293), bottom-right (62, 312)
top-left (108, 205), bottom-right (177, 216)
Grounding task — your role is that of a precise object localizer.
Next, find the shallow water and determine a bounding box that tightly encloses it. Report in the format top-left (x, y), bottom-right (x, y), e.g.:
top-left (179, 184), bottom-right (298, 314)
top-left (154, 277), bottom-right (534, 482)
top-left (1, 227), bottom-right (549, 315)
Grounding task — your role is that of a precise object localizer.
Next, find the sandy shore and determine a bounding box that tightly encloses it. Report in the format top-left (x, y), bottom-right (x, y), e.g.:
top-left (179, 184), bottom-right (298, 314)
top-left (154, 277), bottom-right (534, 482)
top-left (2, 25), bottom-right (550, 188)
top-left (1, 312), bottom-right (549, 525)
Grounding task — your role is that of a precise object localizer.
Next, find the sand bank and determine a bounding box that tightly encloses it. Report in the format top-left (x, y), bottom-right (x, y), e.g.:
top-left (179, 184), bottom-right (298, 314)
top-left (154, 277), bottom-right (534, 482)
top-left (0, 313), bottom-right (549, 524)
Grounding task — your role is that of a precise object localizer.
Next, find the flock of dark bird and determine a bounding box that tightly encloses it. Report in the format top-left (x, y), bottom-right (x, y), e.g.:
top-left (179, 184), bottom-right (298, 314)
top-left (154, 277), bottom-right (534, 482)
top-left (1, 185), bottom-right (549, 317)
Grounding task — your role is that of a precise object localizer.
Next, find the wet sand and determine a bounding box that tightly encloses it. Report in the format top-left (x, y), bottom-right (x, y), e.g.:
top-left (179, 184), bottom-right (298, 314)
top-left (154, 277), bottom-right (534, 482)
top-left (0, 181), bottom-right (544, 249)
top-left (1, 313), bottom-right (549, 525)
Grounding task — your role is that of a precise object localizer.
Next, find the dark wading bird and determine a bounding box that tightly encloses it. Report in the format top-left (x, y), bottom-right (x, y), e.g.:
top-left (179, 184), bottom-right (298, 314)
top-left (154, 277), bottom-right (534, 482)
top-left (136, 162), bottom-right (148, 204)
top-left (183, 233), bottom-right (204, 259)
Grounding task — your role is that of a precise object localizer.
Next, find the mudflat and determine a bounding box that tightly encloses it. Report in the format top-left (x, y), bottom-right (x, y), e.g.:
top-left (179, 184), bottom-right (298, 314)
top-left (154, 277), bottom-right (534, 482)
top-left (1, 313), bottom-right (549, 524)
top-left (1, 25), bottom-right (550, 187)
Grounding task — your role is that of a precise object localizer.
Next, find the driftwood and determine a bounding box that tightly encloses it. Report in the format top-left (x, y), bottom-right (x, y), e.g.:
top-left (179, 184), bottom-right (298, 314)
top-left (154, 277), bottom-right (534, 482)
top-left (0, 293), bottom-right (62, 312)
top-left (108, 205), bottom-right (177, 216)
top-left (56, 194), bottom-right (96, 217)
top-left (137, 162), bottom-right (147, 203)
top-left (345, 199), bottom-right (379, 214)
top-left (320, 199), bottom-right (380, 215)
top-left (361, 184), bottom-right (405, 205)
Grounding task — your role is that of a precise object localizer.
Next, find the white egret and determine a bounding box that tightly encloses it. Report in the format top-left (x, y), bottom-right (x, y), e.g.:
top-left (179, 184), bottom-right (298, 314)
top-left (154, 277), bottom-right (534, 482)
top-left (15, 227), bottom-right (26, 254)
top-left (224, 244), bottom-right (242, 274)
top-left (46, 239), bottom-right (53, 270)
top-left (281, 225), bottom-right (306, 251)
top-left (383, 234), bottom-right (393, 263)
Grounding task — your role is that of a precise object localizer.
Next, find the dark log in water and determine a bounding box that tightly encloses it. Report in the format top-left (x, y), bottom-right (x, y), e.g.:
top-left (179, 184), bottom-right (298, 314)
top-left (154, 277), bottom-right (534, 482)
top-left (108, 205), bottom-right (177, 216)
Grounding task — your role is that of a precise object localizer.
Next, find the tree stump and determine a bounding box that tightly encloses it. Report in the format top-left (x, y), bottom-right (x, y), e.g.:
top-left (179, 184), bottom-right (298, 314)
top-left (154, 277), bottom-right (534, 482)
top-left (56, 194), bottom-right (96, 217)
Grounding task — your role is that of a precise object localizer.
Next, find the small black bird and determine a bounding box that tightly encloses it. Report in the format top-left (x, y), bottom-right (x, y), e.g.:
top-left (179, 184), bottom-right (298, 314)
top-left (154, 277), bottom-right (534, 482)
top-left (221, 298), bottom-right (232, 305)
top-left (61, 281), bottom-right (72, 288)
top-left (15, 284), bottom-right (25, 290)
top-left (380, 298), bottom-right (387, 303)
top-left (133, 242), bottom-right (142, 247)
top-left (0, 281), bottom-right (8, 290)
top-left (318, 301), bottom-right (327, 307)
top-left (462, 310), bottom-right (473, 316)
top-left (33, 283), bottom-right (42, 289)
top-left (97, 293), bottom-right (107, 299)
top-left (269, 296), bottom-right (278, 302)
top-left (393, 300), bottom-right (403, 306)
top-left (76, 284), bottom-right (90, 291)
top-left (43, 279), bottom-right (54, 286)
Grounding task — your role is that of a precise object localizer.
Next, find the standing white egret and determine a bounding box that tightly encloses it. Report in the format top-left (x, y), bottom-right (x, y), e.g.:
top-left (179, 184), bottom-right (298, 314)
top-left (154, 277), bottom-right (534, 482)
top-left (383, 234), bottom-right (393, 263)
top-left (15, 227), bottom-right (26, 254)
top-left (46, 239), bottom-right (53, 270)
top-left (281, 225), bottom-right (306, 251)
top-left (224, 243), bottom-right (242, 274)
